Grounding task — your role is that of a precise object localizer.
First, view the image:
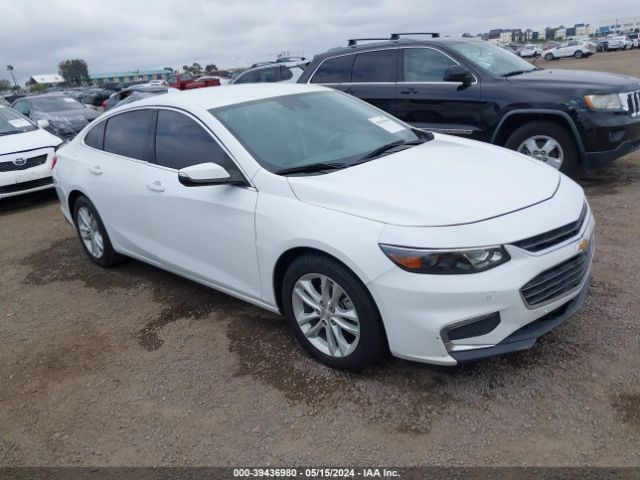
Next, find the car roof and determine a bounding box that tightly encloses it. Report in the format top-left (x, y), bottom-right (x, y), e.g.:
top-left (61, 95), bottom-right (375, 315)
top-left (114, 83), bottom-right (328, 111)
top-left (315, 37), bottom-right (477, 59)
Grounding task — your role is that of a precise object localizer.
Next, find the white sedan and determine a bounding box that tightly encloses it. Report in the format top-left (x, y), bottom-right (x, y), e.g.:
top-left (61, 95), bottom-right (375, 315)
top-left (544, 41), bottom-right (594, 60)
top-left (520, 44), bottom-right (543, 57)
top-left (1, 106), bottom-right (62, 199)
top-left (53, 84), bottom-right (594, 370)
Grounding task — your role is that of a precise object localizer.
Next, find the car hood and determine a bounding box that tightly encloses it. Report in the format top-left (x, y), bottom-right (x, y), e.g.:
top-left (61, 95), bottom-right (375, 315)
top-left (507, 69), bottom-right (640, 92)
top-left (0, 127), bottom-right (62, 154)
top-left (287, 135), bottom-right (561, 227)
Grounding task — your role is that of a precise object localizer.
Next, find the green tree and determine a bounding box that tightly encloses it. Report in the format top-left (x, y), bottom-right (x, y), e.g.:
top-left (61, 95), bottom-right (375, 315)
top-left (0, 78), bottom-right (11, 91)
top-left (58, 59), bottom-right (89, 86)
top-left (29, 83), bottom-right (47, 93)
top-left (6, 65), bottom-right (17, 87)
top-left (204, 63), bottom-right (218, 73)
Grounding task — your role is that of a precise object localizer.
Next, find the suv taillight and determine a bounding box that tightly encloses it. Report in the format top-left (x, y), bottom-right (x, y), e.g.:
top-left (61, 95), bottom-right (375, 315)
top-left (52, 155), bottom-right (58, 169)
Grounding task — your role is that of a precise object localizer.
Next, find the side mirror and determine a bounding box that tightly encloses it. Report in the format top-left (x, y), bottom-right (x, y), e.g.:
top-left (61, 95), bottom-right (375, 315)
top-left (178, 162), bottom-right (245, 187)
top-left (36, 119), bottom-right (50, 129)
top-left (443, 66), bottom-right (474, 85)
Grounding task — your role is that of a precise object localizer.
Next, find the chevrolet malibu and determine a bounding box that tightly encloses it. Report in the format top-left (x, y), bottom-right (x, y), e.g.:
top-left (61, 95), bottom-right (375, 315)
top-left (53, 84), bottom-right (594, 370)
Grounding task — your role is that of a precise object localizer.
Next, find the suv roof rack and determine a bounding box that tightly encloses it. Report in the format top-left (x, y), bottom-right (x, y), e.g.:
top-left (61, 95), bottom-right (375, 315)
top-left (347, 37), bottom-right (391, 46)
top-left (250, 56), bottom-right (307, 68)
top-left (390, 32), bottom-right (440, 39)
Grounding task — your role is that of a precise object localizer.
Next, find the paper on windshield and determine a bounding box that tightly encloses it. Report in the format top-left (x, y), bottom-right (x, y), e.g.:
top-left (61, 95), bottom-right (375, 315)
top-left (63, 98), bottom-right (76, 103)
top-left (368, 115), bottom-right (405, 133)
top-left (8, 119), bottom-right (31, 128)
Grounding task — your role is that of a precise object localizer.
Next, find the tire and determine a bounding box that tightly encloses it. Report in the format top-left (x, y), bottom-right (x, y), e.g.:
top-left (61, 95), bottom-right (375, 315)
top-left (574, 50), bottom-right (583, 58)
top-left (281, 254), bottom-right (387, 371)
top-left (545, 53), bottom-right (554, 61)
top-left (504, 121), bottom-right (580, 177)
top-left (72, 195), bottom-right (124, 267)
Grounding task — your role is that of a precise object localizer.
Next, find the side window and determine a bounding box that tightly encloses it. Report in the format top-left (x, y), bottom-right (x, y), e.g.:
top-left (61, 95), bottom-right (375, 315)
top-left (310, 55), bottom-right (355, 83)
top-left (84, 120), bottom-right (106, 150)
top-left (402, 48), bottom-right (458, 82)
top-left (351, 50), bottom-right (398, 82)
top-left (155, 110), bottom-right (236, 172)
top-left (234, 70), bottom-right (259, 84)
top-left (13, 101), bottom-right (30, 115)
top-left (280, 65), bottom-right (293, 81)
top-left (257, 67), bottom-right (279, 83)
top-left (103, 109), bottom-right (153, 160)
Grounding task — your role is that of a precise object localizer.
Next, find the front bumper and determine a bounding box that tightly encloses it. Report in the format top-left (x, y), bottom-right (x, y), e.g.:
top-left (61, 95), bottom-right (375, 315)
top-left (368, 211), bottom-right (595, 366)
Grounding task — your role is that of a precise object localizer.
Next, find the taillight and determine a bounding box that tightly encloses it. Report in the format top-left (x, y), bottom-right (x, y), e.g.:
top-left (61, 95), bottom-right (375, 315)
top-left (52, 155), bottom-right (58, 169)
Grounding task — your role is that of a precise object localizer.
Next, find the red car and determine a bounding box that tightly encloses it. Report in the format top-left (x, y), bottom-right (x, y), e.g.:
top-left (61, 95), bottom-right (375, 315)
top-left (167, 73), bottom-right (220, 90)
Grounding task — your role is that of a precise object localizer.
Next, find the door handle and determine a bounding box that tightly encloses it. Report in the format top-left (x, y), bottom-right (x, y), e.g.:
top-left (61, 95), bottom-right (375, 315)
top-left (400, 88), bottom-right (418, 95)
top-left (146, 181), bottom-right (165, 192)
top-left (89, 166), bottom-right (103, 175)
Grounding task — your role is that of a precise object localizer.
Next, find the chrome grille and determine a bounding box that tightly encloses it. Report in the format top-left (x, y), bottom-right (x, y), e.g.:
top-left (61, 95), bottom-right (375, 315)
top-left (513, 204), bottom-right (587, 252)
top-left (520, 242), bottom-right (593, 308)
top-left (0, 154), bottom-right (48, 172)
top-left (627, 90), bottom-right (640, 118)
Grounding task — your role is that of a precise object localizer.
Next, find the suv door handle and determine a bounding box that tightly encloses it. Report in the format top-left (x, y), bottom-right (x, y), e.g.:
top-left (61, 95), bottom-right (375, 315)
top-left (146, 181), bottom-right (165, 192)
top-left (400, 88), bottom-right (418, 95)
top-left (89, 166), bottom-right (103, 175)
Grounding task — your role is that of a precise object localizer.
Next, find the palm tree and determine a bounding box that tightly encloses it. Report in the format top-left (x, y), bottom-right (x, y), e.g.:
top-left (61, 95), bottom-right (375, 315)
top-left (6, 65), bottom-right (17, 87)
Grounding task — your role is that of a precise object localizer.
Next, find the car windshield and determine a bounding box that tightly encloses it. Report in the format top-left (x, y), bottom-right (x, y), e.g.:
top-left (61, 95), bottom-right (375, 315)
top-left (0, 107), bottom-right (37, 135)
top-left (30, 96), bottom-right (84, 112)
top-left (448, 41), bottom-right (538, 76)
top-left (210, 91), bottom-right (428, 174)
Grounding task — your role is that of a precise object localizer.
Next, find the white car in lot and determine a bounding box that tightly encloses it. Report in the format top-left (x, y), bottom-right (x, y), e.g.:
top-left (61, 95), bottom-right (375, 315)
top-left (607, 35), bottom-right (633, 51)
top-left (230, 59), bottom-right (306, 85)
top-left (544, 41), bottom-right (594, 60)
top-left (53, 84), bottom-right (594, 370)
top-left (0, 106), bottom-right (62, 199)
top-left (520, 44), bottom-right (543, 57)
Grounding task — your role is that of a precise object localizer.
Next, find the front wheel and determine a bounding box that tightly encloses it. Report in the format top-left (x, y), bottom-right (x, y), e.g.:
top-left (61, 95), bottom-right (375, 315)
top-left (282, 254), bottom-right (387, 370)
top-left (73, 195), bottom-right (124, 267)
top-left (504, 121), bottom-right (580, 176)
top-left (545, 53), bottom-right (554, 61)
top-left (574, 50), bottom-right (584, 58)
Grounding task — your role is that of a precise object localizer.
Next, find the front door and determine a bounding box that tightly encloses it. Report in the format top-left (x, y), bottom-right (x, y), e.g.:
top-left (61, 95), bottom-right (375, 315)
top-left (143, 108), bottom-right (261, 299)
top-left (395, 47), bottom-right (483, 138)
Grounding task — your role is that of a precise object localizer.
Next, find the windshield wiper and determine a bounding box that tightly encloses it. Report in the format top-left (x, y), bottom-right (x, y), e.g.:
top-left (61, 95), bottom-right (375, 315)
top-left (275, 162), bottom-right (348, 175)
top-left (355, 139), bottom-right (425, 164)
top-left (503, 68), bottom-right (539, 77)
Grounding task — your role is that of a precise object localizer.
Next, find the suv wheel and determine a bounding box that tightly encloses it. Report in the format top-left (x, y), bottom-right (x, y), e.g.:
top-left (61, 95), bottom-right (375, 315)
top-left (505, 121), bottom-right (579, 176)
top-left (545, 53), bottom-right (554, 61)
top-left (73, 195), bottom-right (124, 267)
top-left (574, 50), bottom-right (583, 58)
top-left (281, 254), bottom-right (386, 371)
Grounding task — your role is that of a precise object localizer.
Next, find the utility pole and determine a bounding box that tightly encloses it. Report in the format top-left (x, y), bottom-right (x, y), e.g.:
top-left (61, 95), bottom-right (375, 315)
top-left (6, 65), bottom-right (17, 87)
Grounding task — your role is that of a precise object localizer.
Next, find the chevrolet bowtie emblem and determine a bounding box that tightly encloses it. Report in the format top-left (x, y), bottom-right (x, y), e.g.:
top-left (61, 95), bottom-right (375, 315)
top-left (578, 238), bottom-right (590, 252)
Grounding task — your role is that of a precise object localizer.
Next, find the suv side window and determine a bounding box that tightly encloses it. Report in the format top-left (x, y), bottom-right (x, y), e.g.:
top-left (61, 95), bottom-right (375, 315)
top-left (104, 109), bottom-right (153, 160)
top-left (351, 50), bottom-right (397, 82)
top-left (402, 48), bottom-right (458, 82)
top-left (234, 69), bottom-right (260, 84)
top-left (84, 120), bottom-right (106, 150)
top-left (310, 55), bottom-right (355, 83)
top-left (280, 65), bottom-right (293, 81)
top-left (155, 109), bottom-right (236, 172)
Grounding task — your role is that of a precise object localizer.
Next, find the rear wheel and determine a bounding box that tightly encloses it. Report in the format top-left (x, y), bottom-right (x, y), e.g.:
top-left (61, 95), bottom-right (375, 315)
top-left (545, 53), bottom-right (554, 61)
top-left (505, 121), bottom-right (580, 176)
top-left (73, 196), bottom-right (123, 267)
top-left (574, 50), bottom-right (583, 58)
top-left (282, 254), bottom-right (386, 371)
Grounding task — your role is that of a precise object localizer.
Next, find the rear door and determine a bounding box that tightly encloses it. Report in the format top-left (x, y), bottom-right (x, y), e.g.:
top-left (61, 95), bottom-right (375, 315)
top-left (80, 109), bottom-right (159, 260)
top-left (394, 47), bottom-right (482, 137)
top-left (346, 49), bottom-right (398, 115)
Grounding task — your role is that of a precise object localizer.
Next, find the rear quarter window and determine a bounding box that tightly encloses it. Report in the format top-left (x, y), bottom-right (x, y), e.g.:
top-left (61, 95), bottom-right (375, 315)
top-left (84, 120), bottom-right (106, 150)
top-left (310, 55), bottom-right (355, 83)
top-left (103, 110), bottom-right (154, 160)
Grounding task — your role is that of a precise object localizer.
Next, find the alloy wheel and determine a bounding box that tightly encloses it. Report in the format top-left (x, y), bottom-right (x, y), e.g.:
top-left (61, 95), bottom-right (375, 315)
top-left (291, 273), bottom-right (360, 358)
top-left (77, 206), bottom-right (104, 258)
top-left (517, 135), bottom-right (564, 170)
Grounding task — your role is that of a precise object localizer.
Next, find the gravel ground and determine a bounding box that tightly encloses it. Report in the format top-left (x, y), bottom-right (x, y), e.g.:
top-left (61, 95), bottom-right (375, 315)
top-left (1, 52), bottom-right (640, 467)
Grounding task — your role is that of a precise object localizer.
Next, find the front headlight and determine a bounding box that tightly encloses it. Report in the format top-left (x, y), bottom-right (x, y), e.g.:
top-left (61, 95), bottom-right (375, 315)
top-left (584, 94), bottom-right (626, 111)
top-left (379, 244), bottom-right (510, 274)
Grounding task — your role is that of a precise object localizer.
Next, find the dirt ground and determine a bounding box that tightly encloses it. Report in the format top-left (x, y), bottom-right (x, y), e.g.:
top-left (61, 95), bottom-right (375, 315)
top-left (1, 51), bottom-right (640, 467)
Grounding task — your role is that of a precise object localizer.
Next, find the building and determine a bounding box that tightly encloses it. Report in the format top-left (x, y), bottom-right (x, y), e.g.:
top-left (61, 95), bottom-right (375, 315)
top-left (500, 31), bottom-right (513, 43)
top-left (555, 27), bottom-right (567, 40)
top-left (90, 69), bottom-right (171, 86)
top-left (599, 16), bottom-right (640, 35)
top-left (26, 74), bottom-right (65, 87)
top-left (536, 30), bottom-right (546, 41)
top-left (574, 23), bottom-right (590, 36)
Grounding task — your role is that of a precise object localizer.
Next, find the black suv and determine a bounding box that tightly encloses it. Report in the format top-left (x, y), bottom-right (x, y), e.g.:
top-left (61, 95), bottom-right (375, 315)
top-left (298, 33), bottom-right (640, 175)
